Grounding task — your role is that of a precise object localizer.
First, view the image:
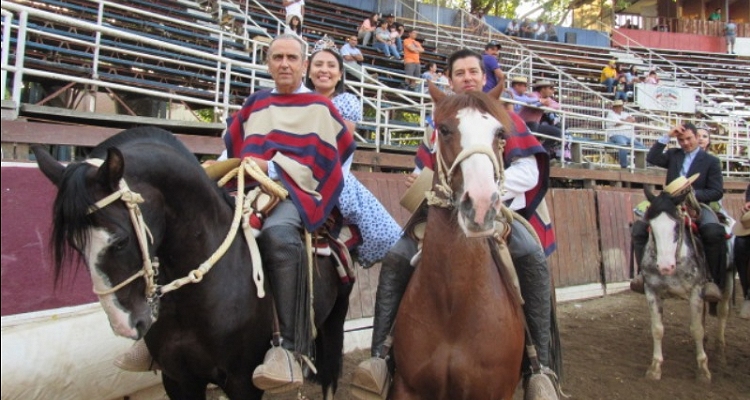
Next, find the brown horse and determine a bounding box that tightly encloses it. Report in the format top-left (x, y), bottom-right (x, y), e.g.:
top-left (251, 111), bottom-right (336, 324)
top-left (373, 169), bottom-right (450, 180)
top-left (390, 88), bottom-right (525, 399)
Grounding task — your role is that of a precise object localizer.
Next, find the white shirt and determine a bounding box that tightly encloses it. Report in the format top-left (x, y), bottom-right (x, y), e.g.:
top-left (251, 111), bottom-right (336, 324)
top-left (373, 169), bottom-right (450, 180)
top-left (284, 0), bottom-right (304, 17)
top-left (501, 156), bottom-right (539, 211)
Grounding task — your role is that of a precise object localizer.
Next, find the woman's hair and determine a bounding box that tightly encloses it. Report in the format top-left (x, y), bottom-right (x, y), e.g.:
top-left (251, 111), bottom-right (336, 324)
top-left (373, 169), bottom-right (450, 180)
top-left (305, 48), bottom-right (346, 96)
top-left (289, 15), bottom-right (302, 35)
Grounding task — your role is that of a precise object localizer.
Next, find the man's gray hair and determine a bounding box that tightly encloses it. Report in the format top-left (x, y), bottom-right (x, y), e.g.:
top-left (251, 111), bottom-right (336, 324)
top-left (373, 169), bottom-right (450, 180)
top-left (268, 34), bottom-right (309, 61)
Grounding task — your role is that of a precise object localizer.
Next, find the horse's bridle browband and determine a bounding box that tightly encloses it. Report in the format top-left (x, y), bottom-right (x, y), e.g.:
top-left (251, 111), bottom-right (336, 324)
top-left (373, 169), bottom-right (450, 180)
top-left (84, 158), bottom-right (277, 309)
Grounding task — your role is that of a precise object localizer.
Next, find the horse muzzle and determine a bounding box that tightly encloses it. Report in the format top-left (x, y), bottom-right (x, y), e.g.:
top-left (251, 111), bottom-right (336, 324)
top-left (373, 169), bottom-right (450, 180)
top-left (458, 190), bottom-right (500, 237)
top-left (658, 264), bottom-right (676, 276)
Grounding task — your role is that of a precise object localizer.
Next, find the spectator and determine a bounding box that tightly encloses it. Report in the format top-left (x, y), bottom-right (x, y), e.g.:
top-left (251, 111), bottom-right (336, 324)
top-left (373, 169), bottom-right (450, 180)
top-left (535, 19), bottom-right (547, 40)
top-left (473, 10), bottom-right (487, 35)
top-left (373, 20), bottom-right (400, 59)
top-left (434, 69), bottom-right (449, 91)
top-left (600, 59), bottom-right (618, 93)
top-left (696, 126), bottom-right (712, 153)
top-left (284, 14), bottom-right (302, 36)
top-left (505, 19), bottom-right (520, 37)
top-left (645, 70), bottom-right (659, 85)
top-left (358, 13), bottom-right (379, 47)
top-left (613, 75), bottom-right (628, 101)
top-left (606, 100), bottom-right (643, 168)
top-left (520, 18), bottom-right (534, 38)
top-left (546, 23), bottom-right (558, 42)
top-left (482, 41), bottom-right (505, 93)
top-left (403, 29), bottom-right (424, 90)
top-left (709, 8), bottom-right (721, 22)
top-left (384, 14), bottom-right (404, 53)
top-left (340, 35), bottom-right (366, 80)
top-left (622, 18), bottom-right (637, 29)
top-left (725, 18), bottom-right (737, 54)
top-left (282, 0), bottom-right (304, 25)
top-left (421, 62), bottom-right (437, 90)
top-left (515, 79), bottom-right (567, 159)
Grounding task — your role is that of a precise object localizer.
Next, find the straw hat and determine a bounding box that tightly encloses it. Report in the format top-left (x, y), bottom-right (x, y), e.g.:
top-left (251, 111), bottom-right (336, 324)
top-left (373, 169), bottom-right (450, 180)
top-left (532, 80), bottom-right (553, 89)
top-left (608, 59), bottom-right (617, 65)
top-left (663, 173), bottom-right (700, 195)
top-left (203, 158), bottom-right (241, 180)
top-left (400, 168), bottom-right (434, 213)
top-left (612, 100), bottom-right (624, 107)
top-left (733, 212), bottom-right (750, 236)
top-left (511, 76), bottom-right (528, 84)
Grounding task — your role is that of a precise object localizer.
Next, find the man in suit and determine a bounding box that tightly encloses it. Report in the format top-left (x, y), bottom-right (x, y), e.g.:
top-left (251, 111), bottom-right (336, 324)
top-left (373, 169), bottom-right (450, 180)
top-left (630, 123), bottom-right (724, 302)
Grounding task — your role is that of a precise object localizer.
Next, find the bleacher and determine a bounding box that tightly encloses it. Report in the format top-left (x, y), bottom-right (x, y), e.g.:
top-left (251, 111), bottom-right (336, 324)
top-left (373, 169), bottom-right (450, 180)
top-left (1, 0), bottom-right (747, 175)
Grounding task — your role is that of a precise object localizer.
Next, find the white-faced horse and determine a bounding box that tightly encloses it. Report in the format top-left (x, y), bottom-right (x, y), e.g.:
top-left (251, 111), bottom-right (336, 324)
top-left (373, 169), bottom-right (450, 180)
top-left (640, 188), bottom-right (732, 382)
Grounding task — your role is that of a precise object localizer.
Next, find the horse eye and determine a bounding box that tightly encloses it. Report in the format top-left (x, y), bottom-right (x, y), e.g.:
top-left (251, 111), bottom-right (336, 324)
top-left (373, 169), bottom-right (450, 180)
top-left (495, 127), bottom-right (506, 138)
top-left (111, 236), bottom-right (128, 251)
top-left (438, 125), bottom-right (451, 137)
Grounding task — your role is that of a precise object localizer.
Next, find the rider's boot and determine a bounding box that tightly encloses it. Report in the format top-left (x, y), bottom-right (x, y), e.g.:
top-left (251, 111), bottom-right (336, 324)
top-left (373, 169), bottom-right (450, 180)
top-left (514, 250), bottom-right (559, 400)
top-left (700, 223), bottom-right (726, 303)
top-left (629, 220), bottom-right (649, 294)
top-left (113, 338), bottom-right (158, 372)
top-left (351, 251), bottom-right (414, 400)
top-left (252, 225), bottom-right (304, 394)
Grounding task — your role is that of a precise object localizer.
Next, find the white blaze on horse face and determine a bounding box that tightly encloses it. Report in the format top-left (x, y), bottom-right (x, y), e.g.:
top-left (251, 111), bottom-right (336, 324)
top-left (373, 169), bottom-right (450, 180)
top-left (455, 107), bottom-right (500, 234)
top-left (85, 227), bottom-right (139, 339)
top-left (651, 213), bottom-right (680, 276)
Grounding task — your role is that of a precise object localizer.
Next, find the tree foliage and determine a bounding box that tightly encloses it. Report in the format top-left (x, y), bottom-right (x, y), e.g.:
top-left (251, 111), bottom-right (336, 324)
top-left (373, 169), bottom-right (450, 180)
top-left (433, 0), bottom-right (578, 25)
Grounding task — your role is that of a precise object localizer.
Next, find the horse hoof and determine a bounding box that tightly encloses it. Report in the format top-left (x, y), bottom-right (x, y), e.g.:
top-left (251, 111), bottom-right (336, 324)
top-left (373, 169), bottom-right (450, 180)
top-left (696, 371), bottom-right (711, 384)
top-left (645, 368), bottom-right (661, 381)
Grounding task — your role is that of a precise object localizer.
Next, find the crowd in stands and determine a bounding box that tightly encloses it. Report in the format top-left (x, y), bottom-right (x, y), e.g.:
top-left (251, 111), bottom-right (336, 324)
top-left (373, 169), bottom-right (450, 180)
top-left (504, 18), bottom-right (558, 42)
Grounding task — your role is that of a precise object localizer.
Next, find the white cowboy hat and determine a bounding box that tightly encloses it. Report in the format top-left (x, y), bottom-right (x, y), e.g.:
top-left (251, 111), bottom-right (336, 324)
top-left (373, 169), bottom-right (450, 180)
top-left (733, 211), bottom-right (750, 236)
top-left (663, 173), bottom-right (700, 195)
top-left (400, 168), bottom-right (433, 213)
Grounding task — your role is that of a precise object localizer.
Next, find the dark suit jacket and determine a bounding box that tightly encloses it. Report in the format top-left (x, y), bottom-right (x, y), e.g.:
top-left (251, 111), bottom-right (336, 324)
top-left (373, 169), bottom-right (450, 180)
top-left (647, 141), bottom-right (723, 204)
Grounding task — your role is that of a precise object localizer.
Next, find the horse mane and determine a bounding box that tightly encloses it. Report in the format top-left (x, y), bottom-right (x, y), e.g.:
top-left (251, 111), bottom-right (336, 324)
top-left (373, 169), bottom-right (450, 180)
top-left (433, 91), bottom-right (514, 137)
top-left (50, 126), bottom-right (205, 284)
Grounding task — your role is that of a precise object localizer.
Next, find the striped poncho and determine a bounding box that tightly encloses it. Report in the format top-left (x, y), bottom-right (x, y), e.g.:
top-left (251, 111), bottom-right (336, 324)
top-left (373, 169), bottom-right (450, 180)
top-left (224, 90), bottom-right (356, 232)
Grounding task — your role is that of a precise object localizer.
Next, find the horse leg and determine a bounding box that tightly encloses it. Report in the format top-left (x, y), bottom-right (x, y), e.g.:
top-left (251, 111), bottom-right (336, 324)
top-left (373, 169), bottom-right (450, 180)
top-left (313, 285), bottom-right (351, 399)
top-left (644, 289), bottom-right (664, 380)
top-left (689, 287), bottom-right (711, 383)
top-left (222, 374), bottom-right (264, 400)
top-left (162, 373), bottom-right (207, 400)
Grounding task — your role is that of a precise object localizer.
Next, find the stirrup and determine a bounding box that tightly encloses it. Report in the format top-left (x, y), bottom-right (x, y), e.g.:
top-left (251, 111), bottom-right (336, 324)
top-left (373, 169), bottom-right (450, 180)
top-left (113, 339), bottom-right (158, 372)
top-left (739, 299), bottom-right (750, 320)
top-left (351, 357), bottom-right (391, 400)
top-left (629, 275), bottom-right (644, 294)
top-left (252, 346), bottom-right (303, 393)
top-left (524, 367), bottom-right (566, 400)
top-left (702, 282), bottom-right (722, 303)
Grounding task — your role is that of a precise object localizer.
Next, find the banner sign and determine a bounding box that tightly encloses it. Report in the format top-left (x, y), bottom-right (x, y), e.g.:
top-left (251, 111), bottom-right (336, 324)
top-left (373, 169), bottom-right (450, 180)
top-left (635, 83), bottom-right (696, 114)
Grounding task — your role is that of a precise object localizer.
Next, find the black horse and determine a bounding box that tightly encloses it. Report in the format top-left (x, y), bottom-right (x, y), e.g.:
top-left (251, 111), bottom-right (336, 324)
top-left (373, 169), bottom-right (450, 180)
top-left (34, 127), bottom-right (351, 399)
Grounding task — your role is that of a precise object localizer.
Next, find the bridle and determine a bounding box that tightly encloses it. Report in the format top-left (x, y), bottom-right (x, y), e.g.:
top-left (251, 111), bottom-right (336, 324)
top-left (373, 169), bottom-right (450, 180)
top-left (647, 204), bottom-right (702, 266)
top-left (425, 123), bottom-right (506, 209)
top-left (84, 158), bottom-right (272, 317)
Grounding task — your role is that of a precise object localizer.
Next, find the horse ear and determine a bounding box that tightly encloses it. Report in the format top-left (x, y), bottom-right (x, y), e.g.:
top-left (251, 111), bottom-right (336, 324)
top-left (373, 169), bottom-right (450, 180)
top-left (428, 81), bottom-right (446, 103)
top-left (96, 148), bottom-right (125, 191)
top-left (644, 187), bottom-right (656, 203)
top-left (32, 145), bottom-right (65, 187)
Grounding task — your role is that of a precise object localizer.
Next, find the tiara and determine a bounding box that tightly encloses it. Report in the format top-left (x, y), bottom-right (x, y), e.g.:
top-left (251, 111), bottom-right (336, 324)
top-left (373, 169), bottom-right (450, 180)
top-left (312, 35), bottom-right (340, 55)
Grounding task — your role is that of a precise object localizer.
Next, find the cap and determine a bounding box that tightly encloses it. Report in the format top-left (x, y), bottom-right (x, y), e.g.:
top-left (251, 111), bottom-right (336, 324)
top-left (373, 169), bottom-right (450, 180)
top-left (663, 173), bottom-right (700, 195)
top-left (608, 59), bottom-right (617, 65)
top-left (511, 76), bottom-right (528, 84)
top-left (732, 212), bottom-right (750, 236)
top-left (612, 100), bottom-right (624, 107)
top-left (485, 41), bottom-right (500, 50)
top-left (384, 13), bottom-right (394, 18)
top-left (532, 80), bottom-right (553, 89)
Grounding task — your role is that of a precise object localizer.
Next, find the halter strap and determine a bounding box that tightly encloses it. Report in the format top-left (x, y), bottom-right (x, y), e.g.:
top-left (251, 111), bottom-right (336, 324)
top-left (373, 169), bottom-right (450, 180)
top-left (84, 157), bottom-right (283, 306)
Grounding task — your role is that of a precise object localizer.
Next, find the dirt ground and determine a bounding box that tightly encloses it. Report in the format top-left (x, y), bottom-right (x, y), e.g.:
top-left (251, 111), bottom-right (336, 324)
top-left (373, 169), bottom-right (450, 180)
top-left (212, 287), bottom-right (750, 400)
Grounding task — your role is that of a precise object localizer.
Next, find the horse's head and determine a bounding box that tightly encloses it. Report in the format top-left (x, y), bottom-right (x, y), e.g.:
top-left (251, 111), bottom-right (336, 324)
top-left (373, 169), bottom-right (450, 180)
top-left (643, 188), bottom-right (691, 276)
top-left (429, 85), bottom-right (512, 236)
top-left (31, 129), bottom-right (189, 340)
